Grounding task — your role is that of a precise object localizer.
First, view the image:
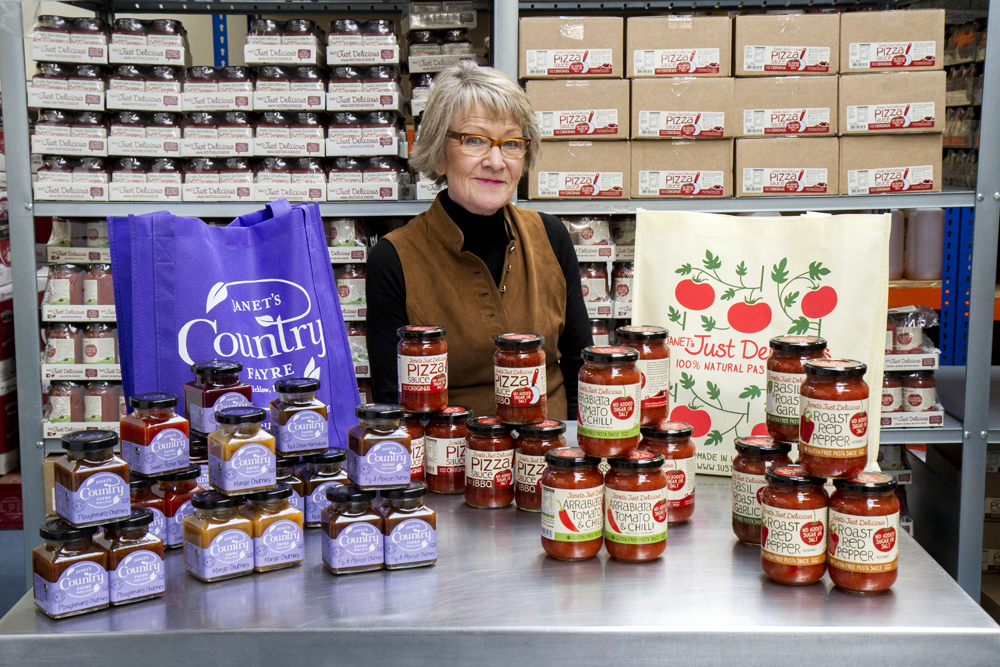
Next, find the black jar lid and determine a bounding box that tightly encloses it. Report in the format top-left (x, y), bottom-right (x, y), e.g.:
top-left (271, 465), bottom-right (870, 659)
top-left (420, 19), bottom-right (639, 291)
top-left (157, 465), bottom-right (201, 483)
top-left (129, 477), bottom-right (155, 492)
top-left (102, 507), bottom-right (154, 531)
top-left (355, 403), bottom-right (403, 420)
top-left (304, 450), bottom-right (346, 464)
top-left (189, 431), bottom-right (207, 455)
top-left (803, 358), bottom-right (867, 377)
top-left (245, 482), bottom-right (294, 501)
top-left (274, 377), bottom-right (321, 393)
top-left (215, 407), bottom-right (265, 425)
top-left (581, 346), bottom-right (639, 364)
top-left (191, 490), bottom-right (242, 510)
top-left (494, 332), bottom-right (544, 349)
top-left (39, 517), bottom-right (97, 542)
top-left (734, 436), bottom-right (793, 456)
top-left (62, 429), bottom-right (118, 452)
top-left (769, 335), bottom-right (828, 353)
top-left (765, 464), bottom-right (827, 488)
top-left (190, 359), bottom-right (243, 376)
top-left (380, 481), bottom-right (428, 501)
top-left (608, 449), bottom-right (665, 470)
top-left (517, 419), bottom-right (567, 437)
top-left (277, 457), bottom-right (299, 475)
top-left (327, 484), bottom-right (375, 504)
top-left (401, 412), bottom-right (425, 424)
top-left (129, 392), bottom-right (179, 409)
top-left (615, 325), bottom-right (668, 341)
top-left (545, 447), bottom-right (600, 469)
top-left (466, 416), bottom-right (515, 435)
top-left (430, 405), bottom-right (473, 422)
top-left (833, 471), bottom-right (897, 494)
top-left (640, 421), bottom-right (693, 440)
top-left (397, 324), bottom-right (446, 339)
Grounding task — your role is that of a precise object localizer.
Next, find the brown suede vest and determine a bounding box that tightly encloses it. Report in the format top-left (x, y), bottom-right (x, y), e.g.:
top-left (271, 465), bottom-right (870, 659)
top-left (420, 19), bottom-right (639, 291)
top-left (385, 195), bottom-right (568, 420)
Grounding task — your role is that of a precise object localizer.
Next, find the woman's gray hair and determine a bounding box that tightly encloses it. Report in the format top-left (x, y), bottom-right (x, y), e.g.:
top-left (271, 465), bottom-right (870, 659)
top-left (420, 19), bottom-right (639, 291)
top-left (409, 61), bottom-right (540, 186)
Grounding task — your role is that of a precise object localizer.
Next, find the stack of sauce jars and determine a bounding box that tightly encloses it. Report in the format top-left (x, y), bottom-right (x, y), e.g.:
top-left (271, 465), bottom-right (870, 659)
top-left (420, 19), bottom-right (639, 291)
top-left (395, 324), bottom-right (449, 490)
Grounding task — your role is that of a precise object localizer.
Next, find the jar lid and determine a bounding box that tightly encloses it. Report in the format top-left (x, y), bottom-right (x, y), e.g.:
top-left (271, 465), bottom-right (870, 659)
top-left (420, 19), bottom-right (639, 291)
top-left (157, 465), bottom-right (201, 482)
top-left (129, 392), bottom-right (179, 409)
top-left (39, 517), bottom-right (97, 542)
top-left (130, 477), bottom-right (155, 492)
top-left (190, 359), bottom-right (243, 376)
top-left (355, 403), bottom-right (403, 420)
top-left (191, 490), bottom-right (242, 510)
top-left (189, 431), bottom-right (207, 454)
top-left (327, 484), bottom-right (375, 504)
top-left (397, 324), bottom-right (446, 339)
top-left (803, 358), bottom-right (867, 377)
top-left (62, 429), bottom-right (118, 452)
top-left (517, 419), bottom-right (567, 436)
top-left (276, 457), bottom-right (298, 474)
top-left (544, 447), bottom-right (600, 469)
top-left (215, 406), bottom-right (266, 425)
top-left (102, 507), bottom-right (154, 531)
top-left (401, 412), bottom-right (424, 424)
top-left (304, 450), bottom-right (346, 464)
top-left (494, 332), bottom-right (544, 349)
top-left (734, 436), bottom-right (793, 456)
top-left (765, 464), bottom-right (827, 488)
top-left (615, 325), bottom-right (668, 341)
top-left (430, 405), bottom-right (473, 422)
top-left (640, 421), bottom-right (693, 440)
top-left (833, 471), bottom-right (897, 494)
top-left (906, 370), bottom-right (934, 379)
top-left (466, 416), bottom-right (515, 435)
top-left (581, 346), bottom-right (638, 364)
top-left (608, 448), bottom-right (665, 470)
top-left (245, 482), bottom-right (294, 501)
top-left (380, 481), bottom-right (428, 501)
top-left (769, 335), bottom-right (828, 353)
top-left (274, 377), bottom-right (321, 393)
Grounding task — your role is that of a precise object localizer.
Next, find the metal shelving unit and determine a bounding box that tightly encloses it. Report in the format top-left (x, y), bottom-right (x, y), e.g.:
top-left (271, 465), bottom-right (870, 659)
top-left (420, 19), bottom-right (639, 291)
top-left (31, 200), bottom-right (435, 217)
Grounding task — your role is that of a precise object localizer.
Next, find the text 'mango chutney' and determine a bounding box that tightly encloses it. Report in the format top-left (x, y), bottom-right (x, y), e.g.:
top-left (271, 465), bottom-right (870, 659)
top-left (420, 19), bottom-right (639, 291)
top-left (397, 325), bottom-right (448, 413)
top-left (766, 335), bottom-right (827, 443)
top-left (208, 406), bottom-right (276, 496)
top-left (732, 436), bottom-right (793, 546)
top-left (604, 449), bottom-right (668, 562)
top-left (761, 464), bottom-right (828, 586)
top-left (577, 346), bottom-right (642, 458)
top-left (493, 333), bottom-right (546, 425)
top-left (540, 448), bottom-right (604, 561)
top-left (614, 325), bottom-right (671, 427)
top-left (828, 472), bottom-right (899, 594)
top-left (799, 359), bottom-right (870, 479)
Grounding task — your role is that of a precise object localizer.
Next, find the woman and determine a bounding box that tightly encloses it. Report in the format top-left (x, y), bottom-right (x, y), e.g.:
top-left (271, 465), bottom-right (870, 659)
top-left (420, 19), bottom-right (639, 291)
top-left (366, 61), bottom-right (591, 420)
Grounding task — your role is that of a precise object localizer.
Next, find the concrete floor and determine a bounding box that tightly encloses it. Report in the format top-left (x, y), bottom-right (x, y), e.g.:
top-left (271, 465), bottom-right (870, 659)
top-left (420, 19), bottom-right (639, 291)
top-left (0, 530), bottom-right (26, 617)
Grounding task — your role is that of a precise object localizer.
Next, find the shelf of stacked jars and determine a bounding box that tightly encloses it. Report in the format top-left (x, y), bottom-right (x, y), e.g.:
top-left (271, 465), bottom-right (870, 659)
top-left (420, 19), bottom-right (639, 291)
top-left (568, 214), bottom-right (634, 324)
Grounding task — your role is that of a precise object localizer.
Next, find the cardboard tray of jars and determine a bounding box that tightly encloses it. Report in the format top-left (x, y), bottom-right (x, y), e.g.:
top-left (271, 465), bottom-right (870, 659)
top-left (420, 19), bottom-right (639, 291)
top-left (573, 245), bottom-right (634, 262)
top-left (41, 364), bottom-right (121, 381)
top-left (328, 245), bottom-right (368, 263)
top-left (41, 421), bottom-right (118, 439)
top-left (40, 305), bottom-right (116, 322)
top-left (880, 405), bottom-right (947, 428)
top-left (45, 246), bottom-right (111, 264)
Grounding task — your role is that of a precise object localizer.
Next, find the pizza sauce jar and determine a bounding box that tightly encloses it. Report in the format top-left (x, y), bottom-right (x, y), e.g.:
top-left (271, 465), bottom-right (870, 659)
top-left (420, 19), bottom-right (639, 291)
top-left (615, 326), bottom-right (670, 427)
top-left (94, 508), bottom-right (165, 606)
top-left (604, 450), bottom-right (668, 562)
top-left (269, 377), bottom-right (329, 457)
top-left (347, 403), bottom-right (411, 491)
top-left (382, 482), bottom-right (437, 570)
top-left (515, 420), bottom-right (567, 512)
top-left (397, 325), bottom-right (448, 413)
top-left (130, 478), bottom-right (167, 543)
top-left (424, 406), bottom-right (472, 494)
top-left (54, 430), bottom-right (130, 528)
top-left (464, 417), bottom-right (516, 509)
top-left (541, 448), bottom-right (604, 561)
top-left (731, 436), bottom-right (793, 545)
top-left (183, 359), bottom-right (252, 435)
top-left (240, 483), bottom-right (305, 573)
top-left (902, 371), bottom-right (937, 412)
top-left (207, 407), bottom-right (277, 496)
top-left (158, 465), bottom-right (203, 548)
top-left (402, 413), bottom-right (425, 481)
top-left (493, 333), bottom-right (546, 425)
top-left (760, 465), bottom-right (829, 586)
top-left (639, 422), bottom-right (696, 524)
top-left (882, 373), bottom-right (903, 413)
top-left (119, 392), bottom-right (190, 477)
top-left (577, 346), bottom-right (642, 458)
top-left (766, 336), bottom-right (828, 443)
top-left (828, 472), bottom-right (900, 594)
top-left (32, 519), bottom-right (108, 619)
top-left (182, 491), bottom-right (254, 582)
top-left (799, 359), bottom-right (870, 479)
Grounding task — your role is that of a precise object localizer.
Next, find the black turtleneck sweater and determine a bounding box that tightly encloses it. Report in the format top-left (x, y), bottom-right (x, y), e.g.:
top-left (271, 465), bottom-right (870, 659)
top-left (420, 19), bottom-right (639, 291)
top-left (366, 189), bottom-right (592, 417)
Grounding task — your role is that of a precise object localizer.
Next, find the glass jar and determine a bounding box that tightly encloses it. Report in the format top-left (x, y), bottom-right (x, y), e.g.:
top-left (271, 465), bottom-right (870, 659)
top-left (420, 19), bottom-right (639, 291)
top-left (766, 335), bottom-right (828, 443)
top-left (184, 66), bottom-right (217, 93)
top-left (611, 262), bottom-right (633, 302)
top-left (208, 407), bottom-right (276, 496)
top-left (255, 66), bottom-right (289, 92)
top-left (493, 333), bottom-right (546, 425)
top-left (465, 417), bottom-right (516, 509)
top-left (95, 508), bottom-right (165, 606)
top-left (75, 156), bottom-right (110, 183)
top-left (36, 109), bottom-right (73, 137)
top-left (157, 465), bottom-right (203, 549)
top-left (32, 519), bottom-right (108, 619)
top-left (829, 472), bottom-right (900, 594)
top-left (221, 157), bottom-right (253, 183)
top-left (189, 432), bottom-right (209, 488)
top-left (219, 66), bottom-right (252, 93)
top-left (363, 65), bottom-right (399, 92)
top-left (328, 159), bottom-right (364, 185)
top-left (256, 156), bottom-right (292, 183)
top-left (611, 216), bottom-right (636, 247)
top-left (219, 111), bottom-right (253, 139)
top-left (148, 157), bottom-right (183, 184)
top-left (577, 346), bottom-right (641, 458)
top-left (401, 413), bottom-right (425, 481)
top-left (84, 381), bottom-right (117, 423)
top-left (113, 18), bottom-right (146, 45)
top-left (109, 64), bottom-right (144, 92)
top-left (425, 406), bottom-right (472, 494)
top-left (615, 325), bottom-right (670, 427)
top-left (514, 420), bottom-right (567, 512)
top-left (83, 263), bottom-right (114, 306)
top-left (183, 359), bottom-right (252, 434)
top-left (397, 325), bottom-right (449, 413)
top-left (381, 482), bottom-right (436, 569)
top-left (36, 15), bottom-right (72, 40)
top-left (68, 64), bottom-right (107, 93)
top-left (147, 65), bottom-right (182, 93)
top-left (604, 449), bottom-right (668, 562)
top-left (289, 66), bottom-right (325, 92)
top-left (45, 322), bottom-right (82, 365)
top-left (119, 392), bottom-right (190, 477)
top-left (54, 430), bottom-right (130, 527)
top-left (799, 359), bottom-right (870, 479)
top-left (893, 317), bottom-right (922, 354)
top-left (903, 371), bottom-right (937, 412)
top-left (882, 373), bottom-right (903, 413)
top-left (277, 457), bottom-right (306, 512)
top-left (148, 18), bottom-right (183, 44)
top-left (590, 319), bottom-right (609, 346)
top-left (321, 485), bottom-right (383, 574)
top-left (347, 403), bottom-right (411, 490)
top-left (329, 19), bottom-right (363, 47)
top-left (408, 30), bottom-right (441, 56)
top-left (111, 110), bottom-right (145, 138)
top-left (146, 112), bottom-right (182, 140)
top-left (885, 316), bottom-right (896, 354)
top-left (249, 18), bottom-right (282, 44)
top-left (129, 478), bottom-right (167, 543)
top-left (440, 29), bottom-right (473, 54)
top-left (73, 111), bottom-right (109, 139)
top-left (580, 263), bottom-right (609, 302)
top-left (70, 17), bottom-right (107, 43)
top-left (184, 157), bottom-right (220, 183)
top-left (565, 215), bottom-right (612, 245)
top-left (732, 436), bottom-right (793, 545)
top-left (362, 19), bottom-right (396, 46)
top-left (47, 263), bottom-right (84, 305)
top-left (302, 450), bottom-right (349, 527)
top-left (241, 483), bottom-right (305, 572)
top-left (639, 421), bottom-right (696, 524)
top-left (47, 380), bottom-right (85, 423)
top-left (540, 448), bottom-right (604, 561)
top-left (269, 377), bottom-right (328, 457)
top-left (282, 18), bottom-right (318, 45)
top-left (760, 464), bottom-right (829, 586)
top-left (34, 62), bottom-right (70, 89)
top-left (182, 491), bottom-right (254, 582)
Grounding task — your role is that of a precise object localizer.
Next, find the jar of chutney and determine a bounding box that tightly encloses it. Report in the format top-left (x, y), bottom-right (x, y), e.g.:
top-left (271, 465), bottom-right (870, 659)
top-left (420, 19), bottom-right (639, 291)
top-left (269, 377), bottom-right (328, 457)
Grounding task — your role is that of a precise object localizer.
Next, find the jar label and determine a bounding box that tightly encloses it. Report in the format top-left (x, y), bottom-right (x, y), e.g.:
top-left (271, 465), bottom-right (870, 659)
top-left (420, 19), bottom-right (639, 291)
top-left (732, 470), bottom-right (767, 526)
top-left (634, 47), bottom-right (721, 75)
top-left (542, 484), bottom-right (603, 542)
top-left (664, 455), bottom-right (696, 509)
top-left (525, 48), bottom-right (614, 76)
top-left (581, 278), bottom-right (608, 302)
top-left (189, 390), bottom-right (251, 433)
top-left (538, 108), bottom-right (620, 137)
top-left (903, 387), bottom-right (936, 412)
top-left (882, 386), bottom-right (903, 412)
top-left (424, 436), bottom-right (466, 476)
top-left (45, 337), bottom-right (77, 364)
top-left (84, 395), bottom-right (105, 422)
top-left (47, 277), bottom-right (72, 305)
top-left (828, 510), bottom-right (899, 573)
top-left (410, 436), bottom-right (425, 478)
top-left (274, 409), bottom-right (328, 454)
top-left (184, 529), bottom-right (253, 580)
top-left (885, 329), bottom-right (894, 351)
top-left (577, 381), bottom-right (641, 440)
top-left (637, 110), bottom-right (726, 138)
top-left (305, 480), bottom-right (344, 523)
top-left (766, 370), bottom-right (806, 426)
top-left (110, 549), bottom-right (165, 603)
top-left (636, 358), bottom-right (670, 410)
top-left (167, 499), bottom-right (196, 547)
top-left (336, 278), bottom-right (366, 305)
top-left (743, 45), bottom-right (831, 73)
top-left (515, 451), bottom-right (547, 496)
top-left (604, 487), bottom-right (667, 544)
top-left (398, 353), bottom-right (448, 395)
top-left (254, 519), bottom-right (304, 568)
top-left (322, 522), bottom-right (384, 570)
top-left (894, 325), bottom-right (922, 352)
top-left (288, 489), bottom-right (304, 512)
top-left (147, 506), bottom-right (167, 543)
top-left (593, 334), bottom-right (610, 347)
top-left (385, 518), bottom-right (437, 566)
top-left (495, 364), bottom-right (546, 407)
top-left (847, 102), bottom-right (936, 132)
top-left (208, 443), bottom-right (276, 493)
top-left (82, 336), bottom-right (116, 364)
top-left (348, 441), bottom-right (411, 488)
top-left (848, 40), bottom-right (936, 69)
top-left (33, 561), bottom-right (108, 616)
top-left (612, 276), bottom-right (632, 301)
top-left (121, 428), bottom-right (190, 476)
top-left (56, 473), bottom-right (129, 525)
top-left (799, 397), bottom-right (869, 459)
top-left (761, 504), bottom-right (827, 566)
top-left (197, 463), bottom-right (209, 489)
top-left (466, 449), bottom-right (514, 489)
top-left (48, 395), bottom-right (74, 422)
top-left (83, 280), bottom-right (99, 305)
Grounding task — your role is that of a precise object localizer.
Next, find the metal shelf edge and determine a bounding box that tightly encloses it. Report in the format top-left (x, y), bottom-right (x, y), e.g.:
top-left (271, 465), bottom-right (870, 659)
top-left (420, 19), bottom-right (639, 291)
top-left (32, 201), bottom-right (434, 217)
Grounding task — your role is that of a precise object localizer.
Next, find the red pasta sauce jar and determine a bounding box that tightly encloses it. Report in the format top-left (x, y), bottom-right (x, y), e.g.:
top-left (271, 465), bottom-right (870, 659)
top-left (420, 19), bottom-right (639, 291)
top-left (604, 449), bottom-right (668, 562)
top-left (639, 421), bottom-right (696, 524)
top-left (798, 359), bottom-right (870, 480)
top-left (514, 420), bottom-right (567, 512)
top-left (493, 333), bottom-right (546, 425)
top-left (828, 472), bottom-right (899, 594)
top-left (540, 448), bottom-right (604, 561)
top-left (614, 325), bottom-right (670, 427)
top-left (577, 346), bottom-right (641, 458)
top-left (397, 325), bottom-right (448, 413)
top-left (464, 417), bottom-right (515, 509)
top-left (731, 436), bottom-right (793, 545)
top-left (766, 335), bottom-right (827, 443)
top-left (424, 405), bottom-right (471, 494)
top-left (760, 464), bottom-right (829, 586)
top-left (401, 413), bottom-right (425, 481)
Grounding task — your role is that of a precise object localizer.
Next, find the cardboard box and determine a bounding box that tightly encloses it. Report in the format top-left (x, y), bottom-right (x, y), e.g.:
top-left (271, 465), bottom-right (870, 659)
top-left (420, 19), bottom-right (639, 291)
top-left (736, 137), bottom-right (839, 197)
top-left (526, 80), bottom-right (630, 140)
top-left (840, 134), bottom-right (942, 195)
top-left (735, 77), bottom-right (838, 137)
top-left (631, 139), bottom-right (733, 198)
top-left (987, 473), bottom-right (1000, 521)
top-left (985, 519), bottom-right (1000, 549)
top-left (528, 141), bottom-right (630, 199)
top-left (631, 77), bottom-right (734, 139)
top-left (519, 17), bottom-right (623, 79)
top-left (839, 71), bottom-right (945, 135)
top-left (0, 470), bottom-right (21, 529)
top-left (626, 16), bottom-right (732, 77)
top-left (734, 14), bottom-right (840, 76)
top-left (841, 10), bottom-right (944, 72)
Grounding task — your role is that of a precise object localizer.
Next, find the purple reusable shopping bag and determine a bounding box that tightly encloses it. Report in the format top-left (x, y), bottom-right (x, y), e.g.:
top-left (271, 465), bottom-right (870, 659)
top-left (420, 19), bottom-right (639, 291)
top-left (108, 199), bottom-right (359, 449)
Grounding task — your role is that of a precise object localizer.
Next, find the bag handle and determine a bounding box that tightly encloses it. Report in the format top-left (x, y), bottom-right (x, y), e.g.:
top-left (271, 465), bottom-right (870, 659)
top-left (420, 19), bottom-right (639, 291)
top-left (265, 199), bottom-right (292, 219)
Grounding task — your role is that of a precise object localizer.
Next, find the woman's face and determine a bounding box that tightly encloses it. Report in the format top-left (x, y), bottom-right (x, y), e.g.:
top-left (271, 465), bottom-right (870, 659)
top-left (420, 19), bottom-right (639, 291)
top-left (436, 108), bottom-right (524, 216)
